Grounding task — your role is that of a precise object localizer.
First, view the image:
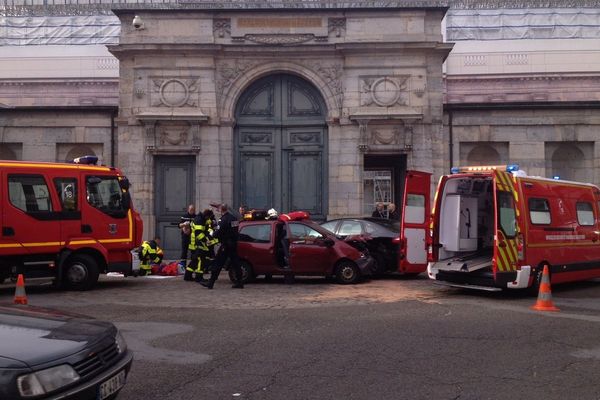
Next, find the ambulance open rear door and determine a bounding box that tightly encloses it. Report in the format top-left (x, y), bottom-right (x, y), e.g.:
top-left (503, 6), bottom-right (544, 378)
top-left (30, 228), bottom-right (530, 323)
top-left (492, 169), bottom-right (520, 283)
top-left (399, 170), bottom-right (431, 274)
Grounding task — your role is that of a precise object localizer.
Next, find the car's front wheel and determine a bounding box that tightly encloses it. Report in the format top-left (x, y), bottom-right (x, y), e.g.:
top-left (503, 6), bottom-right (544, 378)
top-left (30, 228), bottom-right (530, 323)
top-left (63, 254), bottom-right (100, 291)
top-left (335, 261), bottom-right (360, 284)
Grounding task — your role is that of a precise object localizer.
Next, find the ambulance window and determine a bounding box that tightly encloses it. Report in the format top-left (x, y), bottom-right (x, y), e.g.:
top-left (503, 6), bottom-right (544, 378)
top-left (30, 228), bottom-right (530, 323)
top-left (528, 198), bottom-right (551, 225)
top-left (8, 174), bottom-right (53, 213)
top-left (404, 194), bottom-right (425, 224)
top-left (576, 202), bottom-right (594, 226)
top-left (497, 191), bottom-right (516, 237)
top-left (54, 178), bottom-right (78, 212)
top-left (238, 224), bottom-right (271, 243)
top-left (86, 176), bottom-right (126, 217)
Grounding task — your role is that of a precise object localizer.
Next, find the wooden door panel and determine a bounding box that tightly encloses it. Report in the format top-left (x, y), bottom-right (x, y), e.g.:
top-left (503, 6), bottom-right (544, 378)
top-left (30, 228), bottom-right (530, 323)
top-left (155, 156), bottom-right (194, 259)
top-left (240, 152), bottom-right (274, 210)
top-left (286, 151), bottom-right (322, 216)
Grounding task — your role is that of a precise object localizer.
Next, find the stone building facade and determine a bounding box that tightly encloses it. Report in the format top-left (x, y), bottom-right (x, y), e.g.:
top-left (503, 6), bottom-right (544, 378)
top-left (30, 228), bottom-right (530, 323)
top-left (2, 0), bottom-right (600, 256)
top-left (107, 2), bottom-right (451, 251)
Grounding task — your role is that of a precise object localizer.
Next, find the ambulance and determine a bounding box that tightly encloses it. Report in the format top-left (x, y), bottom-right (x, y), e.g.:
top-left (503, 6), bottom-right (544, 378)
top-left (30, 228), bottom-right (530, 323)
top-left (0, 156), bottom-right (143, 290)
top-left (401, 165), bottom-right (600, 291)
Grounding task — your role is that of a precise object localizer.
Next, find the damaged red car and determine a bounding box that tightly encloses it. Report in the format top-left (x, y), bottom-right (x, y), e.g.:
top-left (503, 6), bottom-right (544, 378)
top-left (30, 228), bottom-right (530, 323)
top-left (234, 215), bottom-right (376, 284)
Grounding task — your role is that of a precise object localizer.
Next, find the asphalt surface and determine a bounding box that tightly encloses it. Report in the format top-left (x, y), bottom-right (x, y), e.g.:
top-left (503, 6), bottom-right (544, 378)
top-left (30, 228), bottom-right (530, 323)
top-left (1, 274), bottom-right (600, 400)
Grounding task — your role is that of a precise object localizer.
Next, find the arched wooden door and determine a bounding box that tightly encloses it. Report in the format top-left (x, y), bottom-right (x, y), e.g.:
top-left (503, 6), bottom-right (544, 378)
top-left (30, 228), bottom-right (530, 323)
top-left (234, 74), bottom-right (328, 219)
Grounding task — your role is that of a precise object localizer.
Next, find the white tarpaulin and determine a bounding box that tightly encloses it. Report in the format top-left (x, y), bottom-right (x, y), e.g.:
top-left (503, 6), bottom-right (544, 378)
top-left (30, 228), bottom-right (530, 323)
top-left (0, 15), bottom-right (119, 46)
top-left (447, 8), bottom-right (600, 40)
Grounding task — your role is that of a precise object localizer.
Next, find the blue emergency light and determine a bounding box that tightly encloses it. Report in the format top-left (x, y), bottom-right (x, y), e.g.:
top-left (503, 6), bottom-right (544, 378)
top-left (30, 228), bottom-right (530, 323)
top-left (506, 164), bottom-right (520, 172)
top-left (553, 175), bottom-right (560, 180)
top-left (72, 155), bottom-right (98, 165)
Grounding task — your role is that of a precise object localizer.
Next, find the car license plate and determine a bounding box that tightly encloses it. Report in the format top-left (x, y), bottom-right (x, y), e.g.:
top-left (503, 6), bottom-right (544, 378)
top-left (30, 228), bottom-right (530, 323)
top-left (98, 370), bottom-right (126, 400)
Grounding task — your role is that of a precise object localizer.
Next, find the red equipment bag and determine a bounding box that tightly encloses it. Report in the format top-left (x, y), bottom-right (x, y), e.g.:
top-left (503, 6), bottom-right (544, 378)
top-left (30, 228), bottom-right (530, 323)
top-left (160, 261), bottom-right (181, 276)
top-left (278, 211), bottom-right (310, 221)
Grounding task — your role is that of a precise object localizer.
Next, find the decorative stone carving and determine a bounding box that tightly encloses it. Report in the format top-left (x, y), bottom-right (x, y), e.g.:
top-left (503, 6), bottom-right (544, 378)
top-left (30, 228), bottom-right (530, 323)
top-left (151, 78), bottom-right (199, 107)
top-left (360, 76), bottom-right (409, 107)
top-left (159, 124), bottom-right (189, 146)
top-left (356, 119), bottom-right (370, 152)
top-left (309, 61), bottom-right (344, 110)
top-left (328, 18), bottom-right (346, 37)
top-left (243, 34), bottom-right (316, 45)
top-left (371, 128), bottom-right (399, 145)
top-left (213, 18), bottom-right (231, 38)
top-left (216, 60), bottom-right (260, 103)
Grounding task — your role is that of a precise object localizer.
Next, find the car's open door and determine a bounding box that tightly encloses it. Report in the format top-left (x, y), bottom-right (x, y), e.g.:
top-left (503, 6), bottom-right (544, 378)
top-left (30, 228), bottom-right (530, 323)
top-left (399, 170), bottom-right (431, 274)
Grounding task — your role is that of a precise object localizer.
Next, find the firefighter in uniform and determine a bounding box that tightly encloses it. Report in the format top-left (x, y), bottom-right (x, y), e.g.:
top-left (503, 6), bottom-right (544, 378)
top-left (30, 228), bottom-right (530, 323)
top-left (202, 209), bottom-right (219, 268)
top-left (184, 215), bottom-right (208, 282)
top-left (138, 237), bottom-right (163, 276)
top-left (201, 203), bottom-right (244, 289)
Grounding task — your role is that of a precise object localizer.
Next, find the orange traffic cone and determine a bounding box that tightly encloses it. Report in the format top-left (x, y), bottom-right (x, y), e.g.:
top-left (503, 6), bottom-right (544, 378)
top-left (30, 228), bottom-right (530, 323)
top-left (13, 274), bottom-right (28, 305)
top-left (530, 265), bottom-right (559, 312)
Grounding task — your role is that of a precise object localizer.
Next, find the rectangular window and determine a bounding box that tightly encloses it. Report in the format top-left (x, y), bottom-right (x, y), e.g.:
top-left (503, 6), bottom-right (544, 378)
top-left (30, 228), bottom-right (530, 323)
top-left (239, 224), bottom-right (272, 243)
top-left (54, 178), bottom-right (78, 212)
top-left (86, 176), bottom-right (126, 217)
top-left (339, 221), bottom-right (362, 236)
top-left (528, 198), bottom-right (551, 225)
top-left (576, 202), bottom-right (595, 226)
top-left (497, 191), bottom-right (516, 237)
top-left (404, 194), bottom-right (425, 224)
top-left (8, 174), bottom-right (52, 213)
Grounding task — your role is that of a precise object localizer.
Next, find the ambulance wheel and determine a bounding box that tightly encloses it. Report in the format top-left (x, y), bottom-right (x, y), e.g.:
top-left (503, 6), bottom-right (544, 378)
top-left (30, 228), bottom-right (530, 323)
top-left (335, 261), bottom-right (360, 285)
top-left (63, 254), bottom-right (99, 291)
top-left (528, 266), bottom-right (546, 296)
top-left (229, 260), bottom-right (254, 284)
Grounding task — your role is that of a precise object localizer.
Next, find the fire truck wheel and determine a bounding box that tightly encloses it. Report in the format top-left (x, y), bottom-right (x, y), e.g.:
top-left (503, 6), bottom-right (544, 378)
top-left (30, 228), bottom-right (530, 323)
top-left (229, 260), bottom-right (255, 284)
top-left (63, 254), bottom-right (100, 291)
top-left (335, 261), bottom-right (360, 285)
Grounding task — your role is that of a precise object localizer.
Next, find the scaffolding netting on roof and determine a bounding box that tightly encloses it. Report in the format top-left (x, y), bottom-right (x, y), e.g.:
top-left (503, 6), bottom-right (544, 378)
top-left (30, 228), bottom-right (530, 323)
top-left (446, 8), bottom-right (600, 40)
top-left (0, 14), bottom-right (119, 45)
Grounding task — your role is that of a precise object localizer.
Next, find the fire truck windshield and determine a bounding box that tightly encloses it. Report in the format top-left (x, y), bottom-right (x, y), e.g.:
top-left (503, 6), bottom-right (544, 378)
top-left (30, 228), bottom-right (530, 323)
top-left (86, 176), bottom-right (129, 217)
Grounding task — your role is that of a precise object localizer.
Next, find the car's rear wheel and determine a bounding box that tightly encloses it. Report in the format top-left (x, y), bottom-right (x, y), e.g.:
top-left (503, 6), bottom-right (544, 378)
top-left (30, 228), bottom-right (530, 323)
top-left (372, 254), bottom-right (387, 275)
top-left (229, 260), bottom-right (255, 284)
top-left (63, 254), bottom-right (99, 291)
top-left (335, 261), bottom-right (360, 284)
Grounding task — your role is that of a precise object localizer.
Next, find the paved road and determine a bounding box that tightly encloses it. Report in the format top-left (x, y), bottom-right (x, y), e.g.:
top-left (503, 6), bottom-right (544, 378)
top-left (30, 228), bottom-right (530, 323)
top-left (2, 275), bottom-right (600, 400)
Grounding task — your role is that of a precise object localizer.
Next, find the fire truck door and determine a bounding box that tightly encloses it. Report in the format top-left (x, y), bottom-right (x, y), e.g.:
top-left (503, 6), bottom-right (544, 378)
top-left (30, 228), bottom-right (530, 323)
top-left (399, 170), bottom-right (431, 273)
top-left (82, 175), bottom-right (132, 249)
top-left (493, 170), bottom-right (519, 274)
top-left (2, 173), bottom-right (61, 256)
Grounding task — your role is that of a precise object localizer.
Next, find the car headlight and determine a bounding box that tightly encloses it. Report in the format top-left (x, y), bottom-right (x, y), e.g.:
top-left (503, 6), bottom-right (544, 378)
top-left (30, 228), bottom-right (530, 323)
top-left (17, 364), bottom-right (80, 397)
top-left (116, 330), bottom-right (128, 354)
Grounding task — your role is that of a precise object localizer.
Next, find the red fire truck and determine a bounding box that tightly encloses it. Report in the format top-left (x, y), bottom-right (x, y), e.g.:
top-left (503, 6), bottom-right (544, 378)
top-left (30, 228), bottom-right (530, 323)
top-left (401, 165), bottom-right (600, 291)
top-left (0, 157), bottom-right (143, 290)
